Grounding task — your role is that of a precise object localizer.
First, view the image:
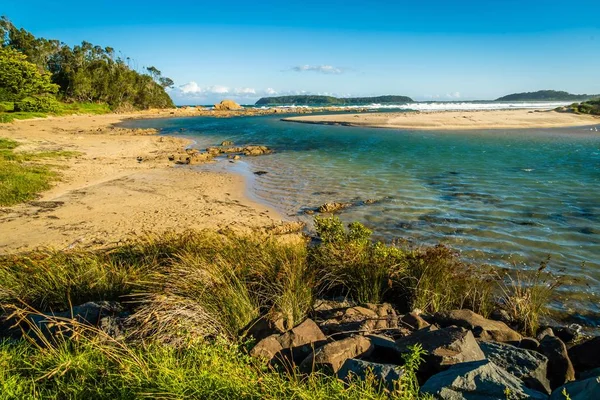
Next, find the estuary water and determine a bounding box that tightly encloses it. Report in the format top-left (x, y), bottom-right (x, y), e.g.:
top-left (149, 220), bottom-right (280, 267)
top-left (125, 114), bottom-right (600, 323)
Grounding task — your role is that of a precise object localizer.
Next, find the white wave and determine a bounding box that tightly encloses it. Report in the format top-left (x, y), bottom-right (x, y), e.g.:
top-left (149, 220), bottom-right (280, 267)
top-left (256, 101), bottom-right (572, 111)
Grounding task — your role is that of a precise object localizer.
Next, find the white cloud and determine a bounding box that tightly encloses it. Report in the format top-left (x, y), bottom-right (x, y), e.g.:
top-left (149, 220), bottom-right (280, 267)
top-left (265, 88), bottom-right (277, 95)
top-left (178, 82), bottom-right (231, 95)
top-left (179, 81), bottom-right (202, 94)
top-left (446, 91), bottom-right (461, 99)
top-left (233, 87), bottom-right (256, 95)
top-left (291, 65), bottom-right (343, 74)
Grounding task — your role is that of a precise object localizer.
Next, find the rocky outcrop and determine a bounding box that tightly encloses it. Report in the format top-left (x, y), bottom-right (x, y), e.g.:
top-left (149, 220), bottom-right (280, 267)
top-left (421, 359), bottom-right (548, 400)
top-left (549, 376), bottom-right (600, 400)
top-left (539, 335), bottom-right (575, 390)
top-left (214, 100), bottom-right (243, 111)
top-left (300, 336), bottom-right (373, 373)
top-left (400, 311), bottom-right (430, 331)
top-left (338, 359), bottom-right (404, 391)
top-left (433, 309), bottom-right (522, 342)
top-left (479, 340), bottom-right (551, 394)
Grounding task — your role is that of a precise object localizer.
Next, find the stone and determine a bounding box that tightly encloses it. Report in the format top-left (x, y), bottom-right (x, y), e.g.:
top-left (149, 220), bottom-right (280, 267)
top-left (318, 202), bottom-right (352, 213)
top-left (421, 360), bottom-right (548, 400)
top-left (233, 155), bottom-right (241, 160)
top-left (243, 145), bottom-right (272, 156)
top-left (537, 327), bottom-right (555, 341)
top-left (520, 337), bottom-right (541, 351)
top-left (277, 319), bottom-right (327, 363)
top-left (549, 376), bottom-right (600, 400)
top-left (400, 312), bottom-right (430, 331)
top-left (579, 367), bottom-right (600, 380)
top-left (254, 171), bottom-right (268, 176)
top-left (250, 335), bottom-right (283, 362)
top-left (99, 316), bottom-right (126, 339)
top-left (539, 335), bottom-right (575, 390)
top-left (338, 358), bottom-right (404, 391)
top-left (433, 309), bottom-right (522, 342)
top-left (300, 336), bottom-right (373, 373)
top-left (366, 334), bottom-right (404, 364)
top-left (214, 100), bottom-right (243, 111)
top-left (395, 326), bottom-right (485, 378)
top-left (243, 315), bottom-right (287, 342)
top-left (479, 340), bottom-right (551, 394)
top-left (554, 324), bottom-right (583, 345)
top-left (568, 336), bottom-right (600, 373)
top-left (206, 146), bottom-right (222, 155)
top-left (318, 306), bottom-right (380, 337)
top-left (221, 140), bottom-right (234, 146)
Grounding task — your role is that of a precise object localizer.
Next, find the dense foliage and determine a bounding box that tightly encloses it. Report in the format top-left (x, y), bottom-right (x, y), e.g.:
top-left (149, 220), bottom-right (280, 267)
top-left (568, 98), bottom-right (600, 115)
top-left (495, 90), bottom-right (598, 102)
top-left (255, 95), bottom-right (413, 106)
top-left (0, 16), bottom-right (174, 111)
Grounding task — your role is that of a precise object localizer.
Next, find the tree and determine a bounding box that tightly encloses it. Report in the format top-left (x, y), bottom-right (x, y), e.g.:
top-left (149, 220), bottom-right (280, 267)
top-left (0, 46), bottom-right (58, 101)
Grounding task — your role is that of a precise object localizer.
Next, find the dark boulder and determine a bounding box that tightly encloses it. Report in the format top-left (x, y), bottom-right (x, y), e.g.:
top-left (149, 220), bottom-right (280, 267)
top-left (539, 335), bottom-right (575, 390)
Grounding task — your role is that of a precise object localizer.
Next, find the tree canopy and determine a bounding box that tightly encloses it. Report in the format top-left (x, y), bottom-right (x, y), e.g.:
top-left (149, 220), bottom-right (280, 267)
top-left (0, 16), bottom-right (174, 110)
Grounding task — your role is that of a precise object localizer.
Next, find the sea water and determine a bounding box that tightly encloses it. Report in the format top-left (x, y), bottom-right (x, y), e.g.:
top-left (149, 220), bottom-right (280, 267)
top-left (124, 114), bottom-right (600, 324)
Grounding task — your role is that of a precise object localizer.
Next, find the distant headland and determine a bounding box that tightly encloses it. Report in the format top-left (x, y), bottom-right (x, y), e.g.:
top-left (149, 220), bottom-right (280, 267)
top-left (255, 95), bottom-right (413, 106)
top-left (495, 90), bottom-right (599, 102)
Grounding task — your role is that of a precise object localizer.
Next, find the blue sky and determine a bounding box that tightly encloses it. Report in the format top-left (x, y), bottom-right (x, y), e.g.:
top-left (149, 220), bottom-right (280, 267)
top-left (3, 0), bottom-right (599, 104)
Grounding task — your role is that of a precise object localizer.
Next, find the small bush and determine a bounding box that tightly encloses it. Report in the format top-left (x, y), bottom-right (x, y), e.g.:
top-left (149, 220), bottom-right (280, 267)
top-left (311, 216), bottom-right (406, 304)
top-left (499, 257), bottom-right (562, 336)
top-left (14, 95), bottom-right (62, 113)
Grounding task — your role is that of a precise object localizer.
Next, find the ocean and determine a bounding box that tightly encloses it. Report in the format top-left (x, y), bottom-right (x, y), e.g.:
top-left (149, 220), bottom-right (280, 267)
top-left (124, 106), bottom-right (600, 325)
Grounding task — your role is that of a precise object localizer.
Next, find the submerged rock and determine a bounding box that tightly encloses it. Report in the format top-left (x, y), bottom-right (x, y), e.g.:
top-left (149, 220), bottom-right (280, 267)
top-left (317, 202), bottom-right (352, 213)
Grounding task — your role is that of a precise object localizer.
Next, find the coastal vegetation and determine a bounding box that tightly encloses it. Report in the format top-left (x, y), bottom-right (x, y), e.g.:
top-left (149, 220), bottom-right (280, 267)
top-left (0, 137), bottom-right (78, 206)
top-left (566, 98), bottom-right (600, 116)
top-left (495, 90), bottom-right (599, 102)
top-left (0, 16), bottom-right (174, 122)
top-left (255, 95), bottom-right (413, 106)
top-left (0, 218), bottom-right (568, 398)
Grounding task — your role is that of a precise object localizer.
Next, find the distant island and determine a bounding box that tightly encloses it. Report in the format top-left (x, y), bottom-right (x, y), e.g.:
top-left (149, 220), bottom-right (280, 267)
top-left (495, 90), bottom-right (599, 102)
top-left (255, 95), bottom-right (413, 106)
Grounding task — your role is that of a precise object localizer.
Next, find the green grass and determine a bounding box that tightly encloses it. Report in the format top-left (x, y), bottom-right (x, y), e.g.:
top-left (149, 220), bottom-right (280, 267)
top-left (0, 226), bottom-right (558, 399)
top-left (0, 138), bottom-right (79, 206)
top-left (0, 101), bottom-right (112, 123)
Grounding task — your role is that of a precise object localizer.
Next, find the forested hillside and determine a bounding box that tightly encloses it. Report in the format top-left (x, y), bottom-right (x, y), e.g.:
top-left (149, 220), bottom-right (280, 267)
top-left (0, 16), bottom-right (174, 116)
top-left (255, 95), bottom-right (413, 106)
top-left (495, 90), bottom-right (598, 102)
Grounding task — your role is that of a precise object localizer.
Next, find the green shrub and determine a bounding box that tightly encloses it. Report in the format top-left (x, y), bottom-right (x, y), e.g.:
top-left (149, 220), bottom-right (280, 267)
top-left (14, 95), bottom-right (61, 113)
top-left (311, 216), bottom-right (406, 304)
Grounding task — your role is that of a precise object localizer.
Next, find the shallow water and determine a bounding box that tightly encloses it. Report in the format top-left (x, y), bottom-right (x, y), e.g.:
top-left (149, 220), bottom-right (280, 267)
top-left (124, 115), bottom-right (600, 323)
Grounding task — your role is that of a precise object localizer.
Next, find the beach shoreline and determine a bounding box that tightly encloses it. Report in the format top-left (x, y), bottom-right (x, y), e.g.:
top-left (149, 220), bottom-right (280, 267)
top-left (282, 109), bottom-right (600, 130)
top-left (0, 111), bottom-right (288, 253)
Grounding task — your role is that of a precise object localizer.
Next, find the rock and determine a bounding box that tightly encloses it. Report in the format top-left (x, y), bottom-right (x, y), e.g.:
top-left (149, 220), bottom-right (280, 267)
top-left (254, 171), bottom-right (268, 176)
top-left (250, 335), bottom-right (283, 362)
top-left (318, 305), bottom-right (396, 337)
top-left (338, 358), bottom-right (404, 391)
top-left (366, 334), bottom-right (404, 364)
top-left (220, 146), bottom-right (245, 154)
top-left (490, 308), bottom-right (513, 324)
top-left (479, 340), bottom-right (551, 394)
top-left (99, 316), bottom-right (126, 339)
top-left (395, 326), bottom-right (485, 378)
top-left (189, 152), bottom-right (213, 164)
top-left (539, 335), bottom-right (575, 390)
top-left (214, 100), bottom-right (243, 111)
top-left (549, 376), bottom-right (600, 400)
top-left (568, 336), bottom-right (600, 373)
top-left (433, 309), bottom-right (522, 342)
top-left (221, 140), bottom-right (234, 146)
top-left (206, 147), bottom-right (222, 155)
top-left (243, 145), bottom-right (272, 156)
top-left (554, 325), bottom-right (583, 345)
top-left (317, 202), bottom-right (352, 213)
top-left (365, 303), bottom-right (399, 330)
top-left (300, 336), bottom-right (373, 373)
top-left (520, 337), bottom-right (541, 351)
top-left (421, 360), bottom-right (548, 400)
top-left (579, 367), bottom-right (600, 380)
top-left (537, 327), bottom-right (555, 341)
top-left (400, 312), bottom-right (430, 331)
top-left (277, 319), bottom-right (327, 363)
top-left (243, 315), bottom-right (287, 341)
top-left (233, 155), bottom-right (241, 160)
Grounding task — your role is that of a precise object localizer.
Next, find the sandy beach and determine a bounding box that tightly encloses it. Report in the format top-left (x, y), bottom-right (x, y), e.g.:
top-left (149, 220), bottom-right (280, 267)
top-left (283, 109), bottom-right (600, 130)
top-left (0, 112), bottom-right (286, 253)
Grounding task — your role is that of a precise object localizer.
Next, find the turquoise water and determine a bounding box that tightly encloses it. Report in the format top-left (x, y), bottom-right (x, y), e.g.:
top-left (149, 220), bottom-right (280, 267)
top-left (125, 115), bottom-right (600, 322)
